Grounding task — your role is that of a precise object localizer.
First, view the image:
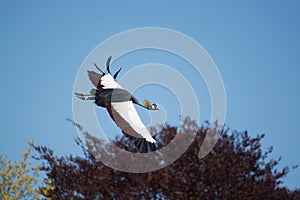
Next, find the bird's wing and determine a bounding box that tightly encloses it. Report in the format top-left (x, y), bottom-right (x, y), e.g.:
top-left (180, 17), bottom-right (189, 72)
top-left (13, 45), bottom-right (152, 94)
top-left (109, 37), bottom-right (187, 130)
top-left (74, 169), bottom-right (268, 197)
top-left (87, 71), bottom-right (123, 91)
top-left (101, 74), bottom-right (123, 89)
top-left (107, 101), bottom-right (156, 143)
top-left (87, 71), bottom-right (103, 91)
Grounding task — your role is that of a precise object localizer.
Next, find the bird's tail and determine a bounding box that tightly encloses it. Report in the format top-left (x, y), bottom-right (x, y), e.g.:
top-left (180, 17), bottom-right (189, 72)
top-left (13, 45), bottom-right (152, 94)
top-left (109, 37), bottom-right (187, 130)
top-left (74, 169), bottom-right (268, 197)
top-left (134, 138), bottom-right (158, 153)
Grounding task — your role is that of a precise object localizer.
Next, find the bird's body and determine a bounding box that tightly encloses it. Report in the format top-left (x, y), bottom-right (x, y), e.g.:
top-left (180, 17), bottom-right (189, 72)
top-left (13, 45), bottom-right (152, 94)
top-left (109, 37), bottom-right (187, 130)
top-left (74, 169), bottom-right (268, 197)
top-left (94, 88), bottom-right (133, 107)
top-left (75, 57), bottom-right (158, 152)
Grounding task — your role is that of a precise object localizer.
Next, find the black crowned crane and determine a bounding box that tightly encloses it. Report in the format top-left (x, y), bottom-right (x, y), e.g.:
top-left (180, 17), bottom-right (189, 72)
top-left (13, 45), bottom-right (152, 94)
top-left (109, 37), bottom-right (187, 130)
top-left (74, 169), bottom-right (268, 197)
top-left (75, 56), bottom-right (159, 152)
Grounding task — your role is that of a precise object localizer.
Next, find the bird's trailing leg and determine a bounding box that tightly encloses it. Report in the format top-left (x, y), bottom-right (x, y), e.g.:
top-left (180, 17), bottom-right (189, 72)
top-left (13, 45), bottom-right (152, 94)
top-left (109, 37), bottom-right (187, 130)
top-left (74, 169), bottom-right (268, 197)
top-left (74, 92), bottom-right (95, 101)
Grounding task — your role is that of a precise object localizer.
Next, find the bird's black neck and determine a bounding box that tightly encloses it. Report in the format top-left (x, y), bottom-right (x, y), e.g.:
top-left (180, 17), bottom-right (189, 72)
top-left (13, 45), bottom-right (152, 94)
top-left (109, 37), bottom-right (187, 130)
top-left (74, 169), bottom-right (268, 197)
top-left (131, 96), bottom-right (149, 110)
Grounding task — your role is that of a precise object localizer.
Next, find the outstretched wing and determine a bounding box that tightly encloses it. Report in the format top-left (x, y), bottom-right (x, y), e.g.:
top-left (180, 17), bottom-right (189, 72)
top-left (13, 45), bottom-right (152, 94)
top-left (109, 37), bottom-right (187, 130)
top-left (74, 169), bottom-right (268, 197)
top-left (107, 101), bottom-right (156, 144)
top-left (87, 70), bottom-right (103, 91)
top-left (87, 71), bottom-right (123, 91)
top-left (101, 73), bottom-right (123, 89)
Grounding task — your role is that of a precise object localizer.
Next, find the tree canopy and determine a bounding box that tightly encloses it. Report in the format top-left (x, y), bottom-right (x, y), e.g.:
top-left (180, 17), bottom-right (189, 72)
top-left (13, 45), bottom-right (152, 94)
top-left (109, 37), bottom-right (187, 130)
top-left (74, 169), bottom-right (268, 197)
top-left (32, 118), bottom-right (300, 199)
top-left (0, 143), bottom-right (53, 200)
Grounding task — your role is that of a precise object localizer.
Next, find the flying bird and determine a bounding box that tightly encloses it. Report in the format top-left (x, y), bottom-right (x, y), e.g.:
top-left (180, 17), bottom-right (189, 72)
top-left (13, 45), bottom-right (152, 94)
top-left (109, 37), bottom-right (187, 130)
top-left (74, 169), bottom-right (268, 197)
top-left (75, 56), bottom-right (159, 152)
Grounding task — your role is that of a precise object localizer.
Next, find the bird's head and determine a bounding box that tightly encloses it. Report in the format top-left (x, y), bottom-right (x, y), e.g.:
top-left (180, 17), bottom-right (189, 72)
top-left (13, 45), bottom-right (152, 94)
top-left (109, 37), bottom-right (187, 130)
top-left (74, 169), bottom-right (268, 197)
top-left (144, 100), bottom-right (158, 110)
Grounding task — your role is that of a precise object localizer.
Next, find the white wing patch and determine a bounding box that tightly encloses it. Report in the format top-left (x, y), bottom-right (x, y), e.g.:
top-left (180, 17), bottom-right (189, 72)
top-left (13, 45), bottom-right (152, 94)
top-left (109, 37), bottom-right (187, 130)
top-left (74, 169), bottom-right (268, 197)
top-left (101, 74), bottom-right (123, 89)
top-left (111, 101), bottom-right (156, 143)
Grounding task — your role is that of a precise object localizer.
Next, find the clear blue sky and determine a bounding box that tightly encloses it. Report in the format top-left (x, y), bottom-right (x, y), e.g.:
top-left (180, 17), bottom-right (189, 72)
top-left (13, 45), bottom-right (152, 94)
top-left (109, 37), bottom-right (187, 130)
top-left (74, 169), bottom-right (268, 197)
top-left (1, 1), bottom-right (299, 189)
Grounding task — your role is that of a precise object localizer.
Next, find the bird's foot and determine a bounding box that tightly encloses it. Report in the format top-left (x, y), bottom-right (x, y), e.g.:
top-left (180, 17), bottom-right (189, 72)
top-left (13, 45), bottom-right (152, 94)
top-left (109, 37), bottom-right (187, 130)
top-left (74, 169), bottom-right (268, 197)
top-left (75, 92), bottom-right (95, 101)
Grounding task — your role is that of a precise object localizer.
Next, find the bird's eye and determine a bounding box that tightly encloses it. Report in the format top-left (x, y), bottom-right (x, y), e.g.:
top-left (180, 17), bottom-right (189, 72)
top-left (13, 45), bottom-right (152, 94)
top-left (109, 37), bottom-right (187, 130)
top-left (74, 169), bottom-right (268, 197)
top-left (151, 104), bottom-right (156, 109)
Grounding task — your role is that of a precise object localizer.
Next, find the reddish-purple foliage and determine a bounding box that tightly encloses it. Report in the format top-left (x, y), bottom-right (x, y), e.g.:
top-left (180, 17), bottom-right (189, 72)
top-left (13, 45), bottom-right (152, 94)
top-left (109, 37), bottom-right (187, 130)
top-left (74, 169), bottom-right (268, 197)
top-left (32, 119), bottom-right (300, 199)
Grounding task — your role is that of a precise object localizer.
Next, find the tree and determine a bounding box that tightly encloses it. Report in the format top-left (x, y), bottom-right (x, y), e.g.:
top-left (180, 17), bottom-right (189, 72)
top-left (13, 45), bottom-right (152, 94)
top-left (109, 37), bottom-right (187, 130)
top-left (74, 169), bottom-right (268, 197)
top-left (0, 142), bottom-right (54, 200)
top-left (32, 118), bottom-right (300, 199)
